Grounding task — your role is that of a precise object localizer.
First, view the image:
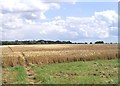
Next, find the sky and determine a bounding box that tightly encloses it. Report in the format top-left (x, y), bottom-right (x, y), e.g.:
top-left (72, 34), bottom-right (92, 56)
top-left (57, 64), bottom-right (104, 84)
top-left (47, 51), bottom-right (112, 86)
top-left (0, 0), bottom-right (118, 43)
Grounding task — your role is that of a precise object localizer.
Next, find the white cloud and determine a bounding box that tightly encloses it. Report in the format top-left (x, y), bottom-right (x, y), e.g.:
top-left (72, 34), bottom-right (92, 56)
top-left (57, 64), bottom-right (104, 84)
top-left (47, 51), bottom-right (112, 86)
top-left (0, 0), bottom-right (60, 13)
top-left (2, 15), bottom-right (24, 30)
top-left (0, 0), bottom-right (118, 42)
top-left (54, 16), bottom-right (61, 20)
top-left (0, 0), bottom-right (60, 31)
top-left (94, 10), bottom-right (117, 26)
top-left (35, 10), bottom-right (117, 40)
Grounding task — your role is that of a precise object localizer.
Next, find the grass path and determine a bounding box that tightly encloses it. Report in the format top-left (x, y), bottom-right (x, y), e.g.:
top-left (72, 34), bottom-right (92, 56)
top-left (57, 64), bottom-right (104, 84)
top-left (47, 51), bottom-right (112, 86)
top-left (25, 65), bottom-right (42, 84)
top-left (21, 51), bottom-right (41, 84)
top-left (25, 66), bottom-right (36, 84)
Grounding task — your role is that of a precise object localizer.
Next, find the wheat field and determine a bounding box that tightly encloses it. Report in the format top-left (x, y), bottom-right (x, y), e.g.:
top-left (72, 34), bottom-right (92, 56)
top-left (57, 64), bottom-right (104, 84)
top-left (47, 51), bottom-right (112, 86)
top-left (1, 44), bottom-right (118, 67)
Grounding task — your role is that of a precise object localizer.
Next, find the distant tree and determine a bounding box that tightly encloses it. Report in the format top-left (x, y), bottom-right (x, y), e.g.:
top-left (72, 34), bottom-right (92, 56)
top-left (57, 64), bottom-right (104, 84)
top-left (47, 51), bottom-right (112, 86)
top-left (95, 41), bottom-right (104, 44)
top-left (110, 42), bottom-right (112, 44)
top-left (90, 42), bottom-right (92, 44)
top-left (66, 41), bottom-right (72, 44)
top-left (0, 41), bottom-right (2, 45)
top-left (2, 40), bottom-right (73, 45)
top-left (56, 40), bottom-right (61, 44)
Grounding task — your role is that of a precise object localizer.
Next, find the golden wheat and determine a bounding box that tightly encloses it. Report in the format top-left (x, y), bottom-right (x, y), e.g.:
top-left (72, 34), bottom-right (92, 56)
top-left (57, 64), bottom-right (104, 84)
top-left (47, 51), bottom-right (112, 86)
top-left (1, 44), bottom-right (118, 67)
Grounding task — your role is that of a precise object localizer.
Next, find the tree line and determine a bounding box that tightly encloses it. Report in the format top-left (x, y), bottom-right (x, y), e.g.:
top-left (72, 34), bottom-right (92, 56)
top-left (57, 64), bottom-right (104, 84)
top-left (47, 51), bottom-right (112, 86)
top-left (0, 40), bottom-right (115, 45)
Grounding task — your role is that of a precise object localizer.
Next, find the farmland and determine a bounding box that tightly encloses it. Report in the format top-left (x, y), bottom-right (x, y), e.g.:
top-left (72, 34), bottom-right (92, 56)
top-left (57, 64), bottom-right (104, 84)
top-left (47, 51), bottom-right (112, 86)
top-left (1, 44), bottom-right (119, 84)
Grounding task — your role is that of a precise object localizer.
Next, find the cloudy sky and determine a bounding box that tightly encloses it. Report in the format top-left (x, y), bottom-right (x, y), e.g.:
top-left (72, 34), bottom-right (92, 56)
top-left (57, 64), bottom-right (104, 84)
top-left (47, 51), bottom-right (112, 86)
top-left (0, 0), bottom-right (118, 43)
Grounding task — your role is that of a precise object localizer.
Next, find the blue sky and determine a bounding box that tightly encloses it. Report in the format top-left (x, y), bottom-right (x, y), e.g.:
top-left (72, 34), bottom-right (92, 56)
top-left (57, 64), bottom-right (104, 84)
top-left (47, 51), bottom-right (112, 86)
top-left (45, 2), bottom-right (117, 18)
top-left (0, 0), bottom-right (118, 43)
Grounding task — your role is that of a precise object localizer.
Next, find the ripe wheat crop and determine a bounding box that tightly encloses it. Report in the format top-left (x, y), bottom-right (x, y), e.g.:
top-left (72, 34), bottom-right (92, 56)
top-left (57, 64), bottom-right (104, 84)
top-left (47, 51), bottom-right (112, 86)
top-left (1, 44), bottom-right (118, 67)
